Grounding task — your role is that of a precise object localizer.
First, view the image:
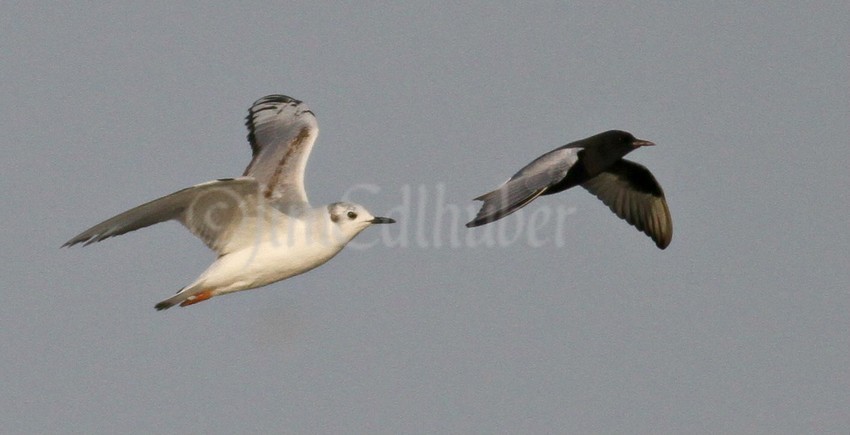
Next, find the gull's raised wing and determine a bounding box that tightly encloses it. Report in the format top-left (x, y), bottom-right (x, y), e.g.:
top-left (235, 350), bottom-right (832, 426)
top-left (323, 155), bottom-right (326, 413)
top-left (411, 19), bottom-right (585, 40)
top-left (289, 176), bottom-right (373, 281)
top-left (243, 95), bottom-right (319, 208)
top-left (581, 160), bottom-right (672, 249)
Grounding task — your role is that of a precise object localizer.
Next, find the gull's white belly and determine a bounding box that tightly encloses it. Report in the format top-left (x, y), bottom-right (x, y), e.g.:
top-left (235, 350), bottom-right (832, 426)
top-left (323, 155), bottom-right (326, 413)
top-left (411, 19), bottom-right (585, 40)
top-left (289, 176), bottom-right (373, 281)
top-left (197, 219), bottom-right (348, 295)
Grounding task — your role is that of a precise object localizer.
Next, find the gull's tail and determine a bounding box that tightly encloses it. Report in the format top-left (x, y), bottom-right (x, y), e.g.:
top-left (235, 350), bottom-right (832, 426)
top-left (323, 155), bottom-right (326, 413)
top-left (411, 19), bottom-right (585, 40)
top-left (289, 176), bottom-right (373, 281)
top-left (154, 285), bottom-right (214, 311)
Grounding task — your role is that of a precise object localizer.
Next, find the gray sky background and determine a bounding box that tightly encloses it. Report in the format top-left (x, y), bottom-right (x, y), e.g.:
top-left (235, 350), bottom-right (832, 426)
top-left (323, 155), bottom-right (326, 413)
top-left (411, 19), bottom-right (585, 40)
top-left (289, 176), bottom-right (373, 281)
top-left (2, 2), bottom-right (848, 433)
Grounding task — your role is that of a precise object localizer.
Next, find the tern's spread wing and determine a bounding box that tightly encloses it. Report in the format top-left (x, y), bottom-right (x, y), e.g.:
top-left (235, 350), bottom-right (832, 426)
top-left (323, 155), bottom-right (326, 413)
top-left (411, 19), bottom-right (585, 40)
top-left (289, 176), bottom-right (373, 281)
top-left (63, 178), bottom-right (260, 254)
top-left (466, 148), bottom-right (578, 227)
top-left (243, 95), bottom-right (319, 208)
top-left (581, 159), bottom-right (672, 249)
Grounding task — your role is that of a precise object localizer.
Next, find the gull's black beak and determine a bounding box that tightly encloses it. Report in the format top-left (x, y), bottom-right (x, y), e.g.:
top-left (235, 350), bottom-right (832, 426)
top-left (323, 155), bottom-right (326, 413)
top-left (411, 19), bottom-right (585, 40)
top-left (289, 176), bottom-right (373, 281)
top-left (369, 217), bottom-right (396, 224)
top-left (633, 138), bottom-right (655, 147)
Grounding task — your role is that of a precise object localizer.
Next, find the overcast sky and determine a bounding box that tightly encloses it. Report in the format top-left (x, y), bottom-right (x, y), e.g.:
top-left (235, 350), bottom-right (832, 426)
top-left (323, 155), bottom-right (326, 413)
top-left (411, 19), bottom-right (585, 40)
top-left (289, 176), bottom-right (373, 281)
top-left (2, 2), bottom-right (848, 433)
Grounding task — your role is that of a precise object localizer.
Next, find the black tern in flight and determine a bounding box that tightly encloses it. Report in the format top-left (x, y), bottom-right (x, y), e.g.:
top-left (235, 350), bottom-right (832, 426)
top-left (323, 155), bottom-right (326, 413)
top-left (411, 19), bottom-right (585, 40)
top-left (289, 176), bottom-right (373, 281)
top-left (467, 130), bottom-right (672, 249)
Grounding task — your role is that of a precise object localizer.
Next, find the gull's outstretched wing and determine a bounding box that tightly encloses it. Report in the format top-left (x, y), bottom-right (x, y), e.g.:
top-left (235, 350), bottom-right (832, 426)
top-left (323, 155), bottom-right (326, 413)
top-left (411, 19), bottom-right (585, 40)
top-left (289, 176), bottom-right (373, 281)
top-left (243, 95), bottom-right (319, 208)
top-left (63, 178), bottom-right (260, 254)
top-left (466, 148), bottom-right (579, 227)
top-left (581, 159), bottom-right (672, 249)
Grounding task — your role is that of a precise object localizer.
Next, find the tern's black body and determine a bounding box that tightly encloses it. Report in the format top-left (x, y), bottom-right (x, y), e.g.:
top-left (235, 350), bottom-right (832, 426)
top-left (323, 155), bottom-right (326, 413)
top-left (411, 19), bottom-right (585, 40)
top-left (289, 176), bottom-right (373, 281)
top-left (543, 151), bottom-right (590, 195)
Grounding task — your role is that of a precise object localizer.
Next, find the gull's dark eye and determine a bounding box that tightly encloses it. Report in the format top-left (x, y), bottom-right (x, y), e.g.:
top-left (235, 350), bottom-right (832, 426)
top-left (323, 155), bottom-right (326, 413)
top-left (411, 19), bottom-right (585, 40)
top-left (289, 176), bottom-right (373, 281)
top-left (347, 211), bottom-right (357, 220)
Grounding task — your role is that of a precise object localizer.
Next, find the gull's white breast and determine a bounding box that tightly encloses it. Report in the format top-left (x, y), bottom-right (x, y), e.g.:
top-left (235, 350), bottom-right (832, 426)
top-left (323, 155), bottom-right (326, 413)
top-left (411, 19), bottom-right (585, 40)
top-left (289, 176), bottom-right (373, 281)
top-left (195, 207), bottom-right (350, 295)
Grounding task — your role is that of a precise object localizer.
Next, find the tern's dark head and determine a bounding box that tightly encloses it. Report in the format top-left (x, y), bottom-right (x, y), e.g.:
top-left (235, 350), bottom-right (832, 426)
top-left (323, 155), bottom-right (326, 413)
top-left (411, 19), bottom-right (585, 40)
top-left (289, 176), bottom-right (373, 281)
top-left (595, 130), bottom-right (655, 149)
top-left (583, 130), bottom-right (655, 160)
top-left (572, 130), bottom-right (656, 171)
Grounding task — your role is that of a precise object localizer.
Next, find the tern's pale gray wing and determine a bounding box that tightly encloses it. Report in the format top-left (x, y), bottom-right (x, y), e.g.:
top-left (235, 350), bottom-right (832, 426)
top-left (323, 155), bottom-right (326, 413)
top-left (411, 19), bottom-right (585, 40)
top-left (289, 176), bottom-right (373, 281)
top-left (63, 178), bottom-right (259, 254)
top-left (580, 159), bottom-right (672, 249)
top-left (243, 95), bottom-right (319, 208)
top-left (466, 148), bottom-right (579, 227)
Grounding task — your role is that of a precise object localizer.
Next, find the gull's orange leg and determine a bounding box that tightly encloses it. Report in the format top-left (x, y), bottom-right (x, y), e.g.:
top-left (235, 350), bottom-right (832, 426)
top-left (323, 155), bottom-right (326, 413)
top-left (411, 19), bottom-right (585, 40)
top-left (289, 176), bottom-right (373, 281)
top-left (180, 289), bottom-right (215, 307)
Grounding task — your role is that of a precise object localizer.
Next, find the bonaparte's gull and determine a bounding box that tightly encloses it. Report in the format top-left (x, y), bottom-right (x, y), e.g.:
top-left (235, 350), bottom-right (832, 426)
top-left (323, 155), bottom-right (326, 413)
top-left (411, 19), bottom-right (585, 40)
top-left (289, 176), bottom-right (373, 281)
top-left (466, 130), bottom-right (672, 249)
top-left (64, 95), bottom-right (395, 310)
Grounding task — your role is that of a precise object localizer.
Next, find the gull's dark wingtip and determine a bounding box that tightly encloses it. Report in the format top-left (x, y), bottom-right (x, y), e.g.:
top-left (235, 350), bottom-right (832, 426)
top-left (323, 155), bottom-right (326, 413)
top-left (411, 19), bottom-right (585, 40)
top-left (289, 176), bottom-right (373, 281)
top-left (61, 238), bottom-right (85, 248)
top-left (62, 233), bottom-right (105, 248)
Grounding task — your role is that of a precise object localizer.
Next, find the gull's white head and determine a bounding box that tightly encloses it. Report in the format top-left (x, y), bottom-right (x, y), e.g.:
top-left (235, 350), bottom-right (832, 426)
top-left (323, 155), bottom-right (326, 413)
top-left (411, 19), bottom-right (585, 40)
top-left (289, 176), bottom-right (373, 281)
top-left (327, 202), bottom-right (395, 238)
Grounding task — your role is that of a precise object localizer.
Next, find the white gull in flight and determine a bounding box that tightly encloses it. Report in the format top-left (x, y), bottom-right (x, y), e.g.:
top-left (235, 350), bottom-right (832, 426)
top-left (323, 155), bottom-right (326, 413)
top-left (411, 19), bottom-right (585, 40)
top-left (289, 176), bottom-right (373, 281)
top-left (64, 95), bottom-right (395, 310)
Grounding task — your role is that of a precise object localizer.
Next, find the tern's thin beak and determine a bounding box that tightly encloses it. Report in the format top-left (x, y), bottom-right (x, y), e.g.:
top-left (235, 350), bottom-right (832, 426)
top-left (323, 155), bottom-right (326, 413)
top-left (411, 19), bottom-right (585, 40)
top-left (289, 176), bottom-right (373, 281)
top-left (633, 139), bottom-right (655, 147)
top-left (369, 216), bottom-right (396, 224)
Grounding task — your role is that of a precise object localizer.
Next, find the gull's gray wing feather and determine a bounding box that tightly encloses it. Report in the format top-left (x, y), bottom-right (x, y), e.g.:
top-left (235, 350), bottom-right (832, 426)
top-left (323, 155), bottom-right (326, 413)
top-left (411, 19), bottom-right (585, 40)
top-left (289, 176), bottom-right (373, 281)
top-left (581, 159), bottom-right (672, 249)
top-left (243, 95), bottom-right (319, 208)
top-left (466, 148), bottom-right (579, 227)
top-left (63, 178), bottom-right (259, 254)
